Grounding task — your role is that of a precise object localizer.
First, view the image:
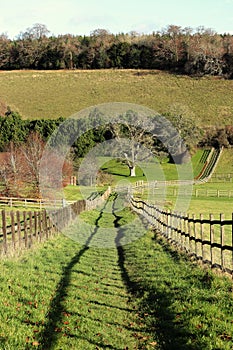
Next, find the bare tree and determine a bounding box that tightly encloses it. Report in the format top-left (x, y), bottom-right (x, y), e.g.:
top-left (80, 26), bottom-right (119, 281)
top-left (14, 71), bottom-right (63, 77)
top-left (0, 143), bottom-right (27, 196)
top-left (108, 111), bottom-right (155, 176)
top-left (18, 23), bottom-right (50, 40)
top-left (20, 132), bottom-right (45, 196)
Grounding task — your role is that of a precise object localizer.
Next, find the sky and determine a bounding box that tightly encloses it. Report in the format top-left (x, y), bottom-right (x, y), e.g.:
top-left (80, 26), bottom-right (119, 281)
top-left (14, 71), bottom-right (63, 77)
top-left (1, 0), bottom-right (233, 39)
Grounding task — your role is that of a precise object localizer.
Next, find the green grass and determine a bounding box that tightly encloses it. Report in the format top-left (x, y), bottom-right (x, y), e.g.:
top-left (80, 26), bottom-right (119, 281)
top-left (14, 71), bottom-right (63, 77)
top-left (214, 149), bottom-right (233, 174)
top-left (0, 69), bottom-right (233, 126)
top-left (123, 231), bottom-right (233, 350)
top-left (0, 197), bottom-right (233, 349)
top-left (140, 184), bottom-right (233, 218)
top-left (100, 151), bottom-right (203, 185)
top-left (63, 185), bottom-right (84, 201)
top-left (187, 197), bottom-right (233, 218)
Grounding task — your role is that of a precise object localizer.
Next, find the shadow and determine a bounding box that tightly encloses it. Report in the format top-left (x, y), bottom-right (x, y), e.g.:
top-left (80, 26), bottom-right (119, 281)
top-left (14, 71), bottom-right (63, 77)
top-left (88, 299), bottom-right (134, 312)
top-left (113, 198), bottom-right (203, 350)
top-left (113, 197), bottom-right (138, 295)
top-left (37, 201), bottom-right (109, 350)
top-left (104, 170), bottom-right (130, 178)
top-left (133, 70), bottom-right (161, 77)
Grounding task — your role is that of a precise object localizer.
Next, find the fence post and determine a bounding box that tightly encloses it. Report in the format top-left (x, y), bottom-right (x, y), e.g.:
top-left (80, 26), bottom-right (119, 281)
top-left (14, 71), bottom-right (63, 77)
top-left (170, 210), bottom-right (173, 239)
top-left (179, 213), bottom-right (183, 248)
top-left (44, 210), bottom-right (48, 239)
top-left (210, 214), bottom-right (214, 266)
top-left (187, 214), bottom-right (191, 252)
top-left (193, 214), bottom-right (197, 257)
top-left (232, 213), bottom-right (233, 278)
top-left (174, 213), bottom-right (179, 245)
top-left (220, 213), bottom-right (224, 270)
top-left (34, 211), bottom-right (38, 241)
top-left (167, 210), bottom-right (170, 239)
top-left (29, 212), bottom-right (33, 245)
top-left (181, 213), bottom-right (185, 250)
top-left (16, 211), bottom-right (22, 249)
top-left (200, 213), bottom-right (204, 260)
top-left (23, 212), bottom-right (28, 249)
top-left (10, 211), bottom-right (16, 251)
top-left (2, 210), bottom-right (7, 254)
top-left (38, 212), bottom-right (42, 241)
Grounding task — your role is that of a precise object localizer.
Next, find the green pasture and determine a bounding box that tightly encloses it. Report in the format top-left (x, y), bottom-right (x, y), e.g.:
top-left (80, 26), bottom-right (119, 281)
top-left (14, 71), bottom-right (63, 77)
top-left (214, 149), bottom-right (233, 174)
top-left (62, 149), bottom-right (233, 218)
top-left (0, 69), bottom-right (233, 126)
top-left (0, 199), bottom-right (233, 349)
top-left (99, 148), bottom-right (233, 217)
top-left (99, 151), bottom-right (201, 185)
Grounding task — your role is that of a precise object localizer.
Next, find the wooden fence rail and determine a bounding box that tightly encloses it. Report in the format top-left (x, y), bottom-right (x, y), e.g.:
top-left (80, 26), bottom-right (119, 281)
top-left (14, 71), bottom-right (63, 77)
top-left (0, 196), bottom-right (77, 209)
top-left (129, 196), bottom-right (233, 276)
top-left (0, 187), bottom-right (111, 256)
top-left (131, 182), bottom-right (233, 198)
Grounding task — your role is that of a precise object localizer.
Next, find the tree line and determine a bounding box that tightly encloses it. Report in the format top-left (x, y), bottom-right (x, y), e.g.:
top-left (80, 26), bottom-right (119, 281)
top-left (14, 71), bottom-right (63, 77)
top-left (1, 23), bottom-right (233, 77)
top-left (0, 109), bottom-right (232, 157)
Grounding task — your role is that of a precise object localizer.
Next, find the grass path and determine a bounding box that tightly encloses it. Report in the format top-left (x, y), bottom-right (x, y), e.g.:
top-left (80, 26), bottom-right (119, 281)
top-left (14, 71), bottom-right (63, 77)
top-left (0, 195), bottom-right (233, 349)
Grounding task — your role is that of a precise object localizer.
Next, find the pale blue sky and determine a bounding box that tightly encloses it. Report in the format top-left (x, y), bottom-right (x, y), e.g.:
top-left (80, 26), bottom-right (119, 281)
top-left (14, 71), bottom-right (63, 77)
top-left (1, 0), bottom-right (233, 38)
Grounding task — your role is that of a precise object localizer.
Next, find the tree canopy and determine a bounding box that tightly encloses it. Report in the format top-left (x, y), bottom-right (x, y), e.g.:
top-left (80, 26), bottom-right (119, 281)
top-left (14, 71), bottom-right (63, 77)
top-left (1, 23), bottom-right (233, 77)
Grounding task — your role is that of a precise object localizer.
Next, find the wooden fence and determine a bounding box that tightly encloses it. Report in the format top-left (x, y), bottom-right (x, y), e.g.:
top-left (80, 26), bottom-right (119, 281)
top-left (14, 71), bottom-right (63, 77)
top-left (131, 182), bottom-right (233, 198)
top-left (0, 187), bottom-right (111, 256)
top-left (210, 173), bottom-right (233, 183)
top-left (129, 196), bottom-right (233, 276)
top-left (0, 196), bottom-right (76, 209)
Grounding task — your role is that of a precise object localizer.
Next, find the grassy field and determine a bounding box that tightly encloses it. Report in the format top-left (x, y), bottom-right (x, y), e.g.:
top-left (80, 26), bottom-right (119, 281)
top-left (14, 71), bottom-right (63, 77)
top-left (214, 148), bottom-right (233, 174)
top-left (99, 150), bottom-right (202, 185)
top-left (0, 69), bottom-right (233, 126)
top-left (0, 198), bottom-right (233, 349)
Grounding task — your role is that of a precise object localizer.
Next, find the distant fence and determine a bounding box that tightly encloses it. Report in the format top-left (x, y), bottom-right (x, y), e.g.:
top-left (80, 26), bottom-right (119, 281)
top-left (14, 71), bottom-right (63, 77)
top-left (131, 181), bottom-right (233, 198)
top-left (209, 173), bottom-right (233, 183)
top-left (129, 196), bottom-right (233, 276)
top-left (0, 196), bottom-right (76, 209)
top-left (0, 187), bottom-right (111, 256)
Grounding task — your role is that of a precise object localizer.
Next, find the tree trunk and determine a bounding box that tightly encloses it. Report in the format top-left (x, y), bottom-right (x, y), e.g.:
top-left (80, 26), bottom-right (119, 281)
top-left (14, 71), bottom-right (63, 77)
top-left (130, 165), bottom-right (136, 177)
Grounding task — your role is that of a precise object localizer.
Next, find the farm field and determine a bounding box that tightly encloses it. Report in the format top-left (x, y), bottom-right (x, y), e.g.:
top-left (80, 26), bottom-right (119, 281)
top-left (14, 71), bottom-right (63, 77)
top-left (0, 69), bottom-right (233, 126)
top-left (0, 148), bottom-right (232, 218)
top-left (0, 198), bottom-right (233, 349)
top-left (0, 68), bottom-right (233, 349)
top-left (97, 149), bottom-right (233, 215)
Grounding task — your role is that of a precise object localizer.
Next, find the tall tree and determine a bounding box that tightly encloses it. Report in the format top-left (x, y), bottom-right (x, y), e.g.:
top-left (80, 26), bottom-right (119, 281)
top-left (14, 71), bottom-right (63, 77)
top-left (108, 111), bottom-right (155, 176)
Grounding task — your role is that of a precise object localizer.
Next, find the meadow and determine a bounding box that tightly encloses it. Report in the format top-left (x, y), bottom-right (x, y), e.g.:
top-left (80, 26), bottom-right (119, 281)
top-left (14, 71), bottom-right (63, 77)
top-left (0, 69), bottom-right (233, 126)
top-left (96, 149), bottom-right (233, 217)
top-left (0, 69), bottom-right (233, 348)
top-left (0, 198), bottom-right (233, 349)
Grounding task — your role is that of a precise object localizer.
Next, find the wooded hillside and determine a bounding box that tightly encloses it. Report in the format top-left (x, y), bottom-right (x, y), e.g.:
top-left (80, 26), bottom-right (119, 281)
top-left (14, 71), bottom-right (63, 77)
top-left (1, 24), bottom-right (233, 77)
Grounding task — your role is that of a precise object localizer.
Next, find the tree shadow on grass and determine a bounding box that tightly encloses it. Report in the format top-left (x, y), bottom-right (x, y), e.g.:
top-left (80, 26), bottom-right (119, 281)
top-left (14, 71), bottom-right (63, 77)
top-left (113, 201), bottom-right (204, 350)
top-left (37, 202), bottom-right (108, 350)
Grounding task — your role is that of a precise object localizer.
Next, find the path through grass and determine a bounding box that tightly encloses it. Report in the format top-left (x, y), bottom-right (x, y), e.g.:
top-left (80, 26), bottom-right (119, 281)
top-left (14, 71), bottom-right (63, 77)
top-left (0, 195), bottom-right (233, 349)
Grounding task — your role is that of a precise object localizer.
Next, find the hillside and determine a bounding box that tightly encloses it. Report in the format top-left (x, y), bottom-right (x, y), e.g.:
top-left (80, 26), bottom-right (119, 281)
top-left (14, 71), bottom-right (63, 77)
top-left (0, 69), bottom-right (233, 126)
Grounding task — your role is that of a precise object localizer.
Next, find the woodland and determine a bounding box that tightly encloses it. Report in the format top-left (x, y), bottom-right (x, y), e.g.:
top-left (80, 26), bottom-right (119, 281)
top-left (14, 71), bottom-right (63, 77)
top-left (1, 23), bottom-right (233, 77)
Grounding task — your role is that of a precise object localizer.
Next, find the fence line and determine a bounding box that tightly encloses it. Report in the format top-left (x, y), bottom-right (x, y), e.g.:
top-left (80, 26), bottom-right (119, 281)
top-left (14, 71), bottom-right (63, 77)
top-left (0, 187), bottom-right (111, 256)
top-left (129, 196), bottom-right (233, 276)
top-left (131, 182), bottom-right (233, 198)
top-left (0, 196), bottom-right (77, 209)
